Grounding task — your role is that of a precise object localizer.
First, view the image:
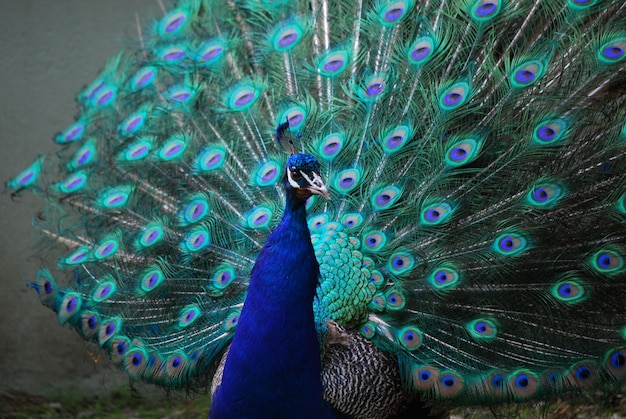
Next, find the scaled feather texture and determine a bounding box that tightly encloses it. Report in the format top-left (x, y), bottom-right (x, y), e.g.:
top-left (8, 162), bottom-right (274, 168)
top-left (6, 0), bottom-right (626, 417)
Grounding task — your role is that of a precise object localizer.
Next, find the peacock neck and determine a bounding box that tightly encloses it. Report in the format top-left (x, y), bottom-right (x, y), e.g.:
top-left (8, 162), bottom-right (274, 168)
top-left (209, 192), bottom-right (336, 418)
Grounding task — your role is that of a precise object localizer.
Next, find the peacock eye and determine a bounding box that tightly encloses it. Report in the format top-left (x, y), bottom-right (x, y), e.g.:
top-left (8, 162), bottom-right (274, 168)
top-left (290, 168), bottom-right (303, 181)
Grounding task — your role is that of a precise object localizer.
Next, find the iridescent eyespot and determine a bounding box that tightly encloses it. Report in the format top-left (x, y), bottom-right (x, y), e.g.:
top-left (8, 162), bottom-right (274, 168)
top-left (213, 264), bottom-right (236, 290)
top-left (439, 82), bottom-right (470, 111)
top-left (511, 61), bottom-right (545, 88)
top-left (470, 0), bottom-right (502, 21)
top-left (227, 84), bottom-right (260, 110)
top-left (398, 326), bottom-right (422, 350)
top-left (182, 228), bottom-right (210, 252)
top-left (130, 66), bottom-right (157, 91)
top-left (55, 120), bottom-right (86, 144)
top-left (159, 9), bottom-right (189, 37)
top-left (494, 232), bottom-right (528, 255)
top-left (379, 1), bottom-right (410, 25)
top-left (598, 38), bottom-right (626, 63)
top-left (247, 206), bottom-right (273, 229)
top-left (140, 268), bottom-right (165, 293)
top-left (317, 50), bottom-right (349, 76)
top-left (532, 119), bottom-right (568, 145)
top-left (272, 23), bottom-right (303, 51)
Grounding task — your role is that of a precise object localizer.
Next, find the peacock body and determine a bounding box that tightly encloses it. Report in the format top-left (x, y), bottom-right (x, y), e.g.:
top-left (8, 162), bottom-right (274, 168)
top-left (6, 0), bottom-right (626, 417)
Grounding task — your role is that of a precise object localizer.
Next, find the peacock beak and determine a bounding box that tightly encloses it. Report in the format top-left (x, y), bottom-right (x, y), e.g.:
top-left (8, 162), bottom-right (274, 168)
top-left (309, 183), bottom-right (331, 200)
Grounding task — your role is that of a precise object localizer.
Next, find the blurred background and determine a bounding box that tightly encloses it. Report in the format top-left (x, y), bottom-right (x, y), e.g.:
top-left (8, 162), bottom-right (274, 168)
top-left (0, 0), bottom-right (160, 397)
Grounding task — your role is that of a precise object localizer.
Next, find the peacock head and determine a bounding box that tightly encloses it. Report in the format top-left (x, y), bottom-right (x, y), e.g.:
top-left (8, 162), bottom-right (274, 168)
top-left (284, 154), bottom-right (331, 201)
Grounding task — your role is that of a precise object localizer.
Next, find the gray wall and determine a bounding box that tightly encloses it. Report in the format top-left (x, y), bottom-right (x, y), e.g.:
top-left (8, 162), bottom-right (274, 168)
top-left (0, 0), bottom-right (161, 396)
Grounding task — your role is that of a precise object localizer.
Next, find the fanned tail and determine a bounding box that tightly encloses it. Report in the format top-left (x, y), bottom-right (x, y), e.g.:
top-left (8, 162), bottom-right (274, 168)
top-left (6, 0), bottom-right (626, 412)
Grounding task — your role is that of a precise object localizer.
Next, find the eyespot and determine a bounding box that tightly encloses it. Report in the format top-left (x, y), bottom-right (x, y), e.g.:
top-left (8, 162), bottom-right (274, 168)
top-left (227, 84), bottom-right (260, 110)
top-left (278, 106), bottom-right (307, 131)
top-left (124, 348), bottom-right (149, 378)
top-left (182, 198), bottom-right (209, 224)
top-left (247, 206), bottom-right (273, 229)
top-left (551, 279), bottom-right (585, 304)
top-left (494, 232), bottom-right (528, 255)
top-left (69, 141), bottom-right (96, 169)
top-left (341, 213), bottom-right (363, 229)
top-left (360, 322), bottom-right (376, 339)
top-left (429, 266), bottom-right (459, 290)
top-left (178, 305), bottom-right (201, 328)
top-left (58, 292), bottom-right (82, 324)
top-left (158, 136), bottom-right (187, 161)
top-left (93, 280), bottom-right (117, 303)
top-left (196, 147), bottom-right (226, 172)
top-left (511, 61), bottom-right (545, 88)
top-left (439, 82), bottom-right (470, 111)
top-left (120, 140), bottom-right (152, 162)
top-left (509, 370), bottom-right (539, 398)
top-left (308, 214), bottom-right (329, 231)
top-left (316, 50), bottom-right (349, 77)
top-left (318, 133), bottom-right (344, 161)
top-left (421, 203), bottom-right (453, 225)
top-left (398, 326), bottom-right (423, 350)
top-left (254, 160), bottom-right (281, 187)
top-left (591, 249), bottom-right (624, 273)
top-left (360, 75), bottom-right (387, 100)
top-left (272, 23), bottom-right (303, 51)
top-left (166, 353), bottom-right (187, 377)
top-left (212, 264), bottom-right (236, 290)
top-left (333, 168), bottom-right (361, 194)
top-left (385, 289), bottom-right (406, 310)
top-left (130, 66), bottom-right (157, 91)
top-left (159, 9), bottom-right (189, 37)
top-left (445, 138), bottom-right (482, 167)
top-left (98, 318), bottom-right (121, 345)
top-left (438, 372), bottom-right (464, 397)
top-left (381, 125), bottom-right (412, 154)
top-left (568, 0), bottom-right (597, 8)
top-left (138, 225), bottom-right (164, 248)
top-left (470, 0), bottom-right (502, 21)
top-left (408, 36), bottom-right (436, 65)
top-left (119, 111), bottom-right (147, 136)
top-left (92, 85), bottom-right (117, 108)
top-left (369, 270), bottom-right (385, 289)
top-left (94, 238), bottom-right (119, 259)
top-left (598, 37), bottom-right (626, 64)
top-left (58, 172), bottom-right (88, 193)
top-left (532, 119), bottom-right (568, 145)
top-left (527, 182), bottom-right (564, 207)
top-left (371, 186), bottom-right (401, 210)
top-left (197, 40), bottom-right (225, 65)
top-left (224, 311), bottom-right (240, 331)
top-left (413, 366), bottom-right (440, 390)
top-left (164, 85), bottom-right (194, 103)
top-left (62, 246), bottom-right (89, 265)
top-left (9, 158), bottom-right (43, 189)
top-left (55, 120), bottom-right (86, 144)
top-left (80, 312), bottom-right (100, 339)
top-left (140, 268), bottom-right (165, 293)
top-left (158, 45), bottom-right (187, 63)
top-left (379, 1), bottom-right (410, 25)
top-left (388, 251), bottom-right (414, 275)
top-left (362, 231), bottom-right (387, 253)
top-left (182, 228), bottom-right (210, 252)
top-left (467, 318), bottom-right (497, 340)
top-left (605, 348), bottom-right (626, 378)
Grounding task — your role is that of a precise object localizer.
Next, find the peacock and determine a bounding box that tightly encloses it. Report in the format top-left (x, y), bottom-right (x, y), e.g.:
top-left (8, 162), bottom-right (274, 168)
top-left (6, 0), bottom-right (626, 417)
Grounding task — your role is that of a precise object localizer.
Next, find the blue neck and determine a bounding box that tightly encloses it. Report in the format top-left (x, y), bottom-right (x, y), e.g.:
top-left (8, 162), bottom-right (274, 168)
top-left (209, 193), bottom-right (336, 418)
